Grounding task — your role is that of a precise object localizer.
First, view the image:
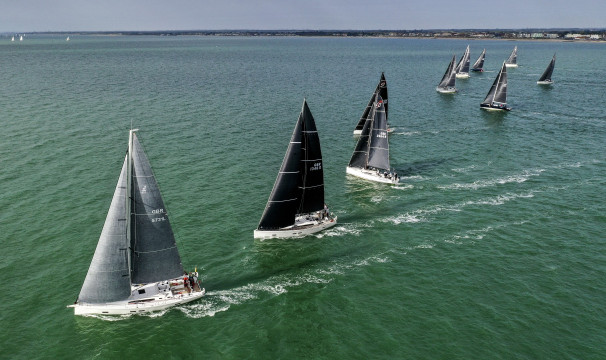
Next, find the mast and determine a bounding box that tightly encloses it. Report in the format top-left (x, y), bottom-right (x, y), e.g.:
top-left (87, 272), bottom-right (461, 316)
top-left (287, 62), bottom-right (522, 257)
top-left (126, 129), bottom-right (135, 282)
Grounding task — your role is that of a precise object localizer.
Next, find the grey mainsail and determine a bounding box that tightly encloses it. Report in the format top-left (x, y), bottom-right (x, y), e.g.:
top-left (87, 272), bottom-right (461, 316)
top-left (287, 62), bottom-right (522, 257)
top-left (456, 45), bottom-right (471, 74)
top-left (367, 95), bottom-right (390, 171)
top-left (438, 55), bottom-right (457, 89)
top-left (298, 100), bottom-right (325, 214)
top-left (538, 54), bottom-right (556, 82)
top-left (506, 46), bottom-right (517, 65)
top-left (130, 133), bottom-right (183, 284)
top-left (354, 73), bottom-right (388, 133)
top-left (472, 49), bottom-right (486, 71)
top-left (482, 62), bottom-right (508, 106)
top-left (78, 158), bottom-right (131, 303)
top-left (349, 94), bottom-right (390, 171)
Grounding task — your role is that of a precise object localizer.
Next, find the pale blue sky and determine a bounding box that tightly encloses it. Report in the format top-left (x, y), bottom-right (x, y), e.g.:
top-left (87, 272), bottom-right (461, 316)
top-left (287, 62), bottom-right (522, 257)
top-left (2, 0), bottom-right (604, 32)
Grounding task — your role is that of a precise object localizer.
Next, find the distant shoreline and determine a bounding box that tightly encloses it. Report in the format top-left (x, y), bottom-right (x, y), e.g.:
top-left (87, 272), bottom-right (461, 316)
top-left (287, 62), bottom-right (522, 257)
top-left (6, 29), bottom-right (606, 42)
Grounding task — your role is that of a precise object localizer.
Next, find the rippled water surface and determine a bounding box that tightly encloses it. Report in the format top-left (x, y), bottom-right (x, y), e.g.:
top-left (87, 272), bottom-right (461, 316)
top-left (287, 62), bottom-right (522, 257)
top-left (1, 35), bottom-right (605, 359)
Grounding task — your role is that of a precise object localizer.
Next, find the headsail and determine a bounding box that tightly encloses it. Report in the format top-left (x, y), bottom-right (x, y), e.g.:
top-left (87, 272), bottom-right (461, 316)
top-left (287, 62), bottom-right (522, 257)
top-left (78, 158), bottom-right (131, 303)
top-left (538, 54), bottom-right (556, 82)
top-left (129, 133), bottom-right (184, 284)
top-left (258, 110), bottom-right (303, 230)
top-left (472, 49), bottom-right (486, 71)
top-left (438, 55), bottom-right (457, 89)
top-left (354, 73), bottom-right (388, 133)
top-left (298, 100), bottom-right (325, 214)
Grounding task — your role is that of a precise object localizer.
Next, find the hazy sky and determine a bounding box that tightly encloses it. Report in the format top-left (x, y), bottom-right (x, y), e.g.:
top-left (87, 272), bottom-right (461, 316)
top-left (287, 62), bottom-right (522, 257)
top-left (2, 0), bottom-right (605, 32)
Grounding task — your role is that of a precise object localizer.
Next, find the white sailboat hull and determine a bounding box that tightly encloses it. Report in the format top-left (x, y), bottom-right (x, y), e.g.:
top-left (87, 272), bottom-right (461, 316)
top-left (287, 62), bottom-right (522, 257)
top-left (346, 166), bottom-right (399, 184)
top-left (70, 288), bottom-right (205, 316)
top-left (537, 80), bottom-right (553, 85)
top-left (505, 63), bottom-right (518, 68)
top-left (456, 73), bottom-right (470, 79)
top-left (436, 87), bottom-right (456, 94)
top-left (254, 215), bottom-right (337, 239)
top-left (354, 128), bottom-right (393, 136)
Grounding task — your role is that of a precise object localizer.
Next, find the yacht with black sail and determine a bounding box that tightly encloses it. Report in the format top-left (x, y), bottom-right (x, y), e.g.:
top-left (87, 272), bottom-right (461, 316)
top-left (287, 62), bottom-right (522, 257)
top-left (480, 62), bottom-right (511, 111)
top-left (455, 45), bottom-right (471, 78)
top-left (346, 94), bottom-right (399, 184)
top-left (353, 73), bottom-right (391, 135)
top-left (537, 54), bottom-right (556, 85)
top-left (505, 46), bottom-right (518, 68)
top-left (471, 48), bottom-right (486, 72)
top-left (68, 129), bottom-right (205, 316)
top-left (254, 99), bottom-right (337, 239)
top-left (436, 55), bottom-right (457, 93)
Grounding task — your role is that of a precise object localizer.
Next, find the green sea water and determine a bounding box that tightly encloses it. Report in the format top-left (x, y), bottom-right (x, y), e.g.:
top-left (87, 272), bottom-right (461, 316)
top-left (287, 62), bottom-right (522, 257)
top-left (1, 35), bottom-right (605, 359)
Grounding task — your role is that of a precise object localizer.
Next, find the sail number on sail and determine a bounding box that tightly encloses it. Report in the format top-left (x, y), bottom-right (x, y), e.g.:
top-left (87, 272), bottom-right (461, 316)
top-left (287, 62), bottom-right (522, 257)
top-left (310, 162), bottom-right (322, 171)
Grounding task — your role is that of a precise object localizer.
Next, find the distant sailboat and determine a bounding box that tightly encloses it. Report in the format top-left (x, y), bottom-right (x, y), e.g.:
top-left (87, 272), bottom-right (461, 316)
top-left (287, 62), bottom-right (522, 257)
top-left (19, 35), bottom-right (23, 41)
top-left (480, 62), bottom-right (511, 111)
top-left (436, 55), bottom-right (457, 93)
top-left (11, 36), bottom-right (14, 42)
top-left (68, 129), bottom-right (205, 315)
top-left (537, 54), bottom-right (556, 85)
top-left (346, 94), bottom-right (399, 184)
top-left (471, 48), bottom-right (486, 72)
top-left (66, 36), bottom-right (70, 41)
top-left (353, 73), bottom-right (389, 135)
top-left (254, 99), bottom-right (337, 239)
top-left (455, 45), bottom-right (471, 78)
top-left (505, 46), bottom-right (518, 67)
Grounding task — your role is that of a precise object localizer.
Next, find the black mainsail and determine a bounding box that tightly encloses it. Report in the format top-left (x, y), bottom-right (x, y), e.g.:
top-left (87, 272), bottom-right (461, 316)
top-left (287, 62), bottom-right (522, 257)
top-left (354, 73), bottom-right (388, 133)
top-left (78, 131), bottom-right (185, 304)
top-left (437, 55), bottom-right (457, 91)
top-left (258, 100), bottom-right (326, 230)
top-left (472, 48), bottom-right (486, 71)
top-left (538, 54), bottom-right (556, 83)
top-left (481, 62), bottom-right (510, 111)
top-left (348, 94), bottom-right (390, 171)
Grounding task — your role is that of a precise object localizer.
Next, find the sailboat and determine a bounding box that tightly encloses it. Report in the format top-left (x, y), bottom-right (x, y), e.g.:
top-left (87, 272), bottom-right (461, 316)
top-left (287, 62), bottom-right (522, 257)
top-left (353, 73), bottom-right (389, 135)
top-left (480, 62), bottom-right (511, 111)
top-left (346, 94), bottom-right (399, 184)
top-left (537, 54), bottom-right (556, 85)
top-left (455, 45), bottom-right (471, 78)
top-left (505, 46), bottom-right (518, 67)
top-left (436, 55), bottom-right (457, 93)
top-left (471, 48), bottom-right (486, 72)
top-left (11, 36), bottom-right (14, 42)
top-left (19, 35), bottom-right (23, 41)
top-left (66, 36), bottom-right (70, 42)
top-left (68, 130), bottom-right (205, 315)
top-left (254, 99), bottom-right (337, 239)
